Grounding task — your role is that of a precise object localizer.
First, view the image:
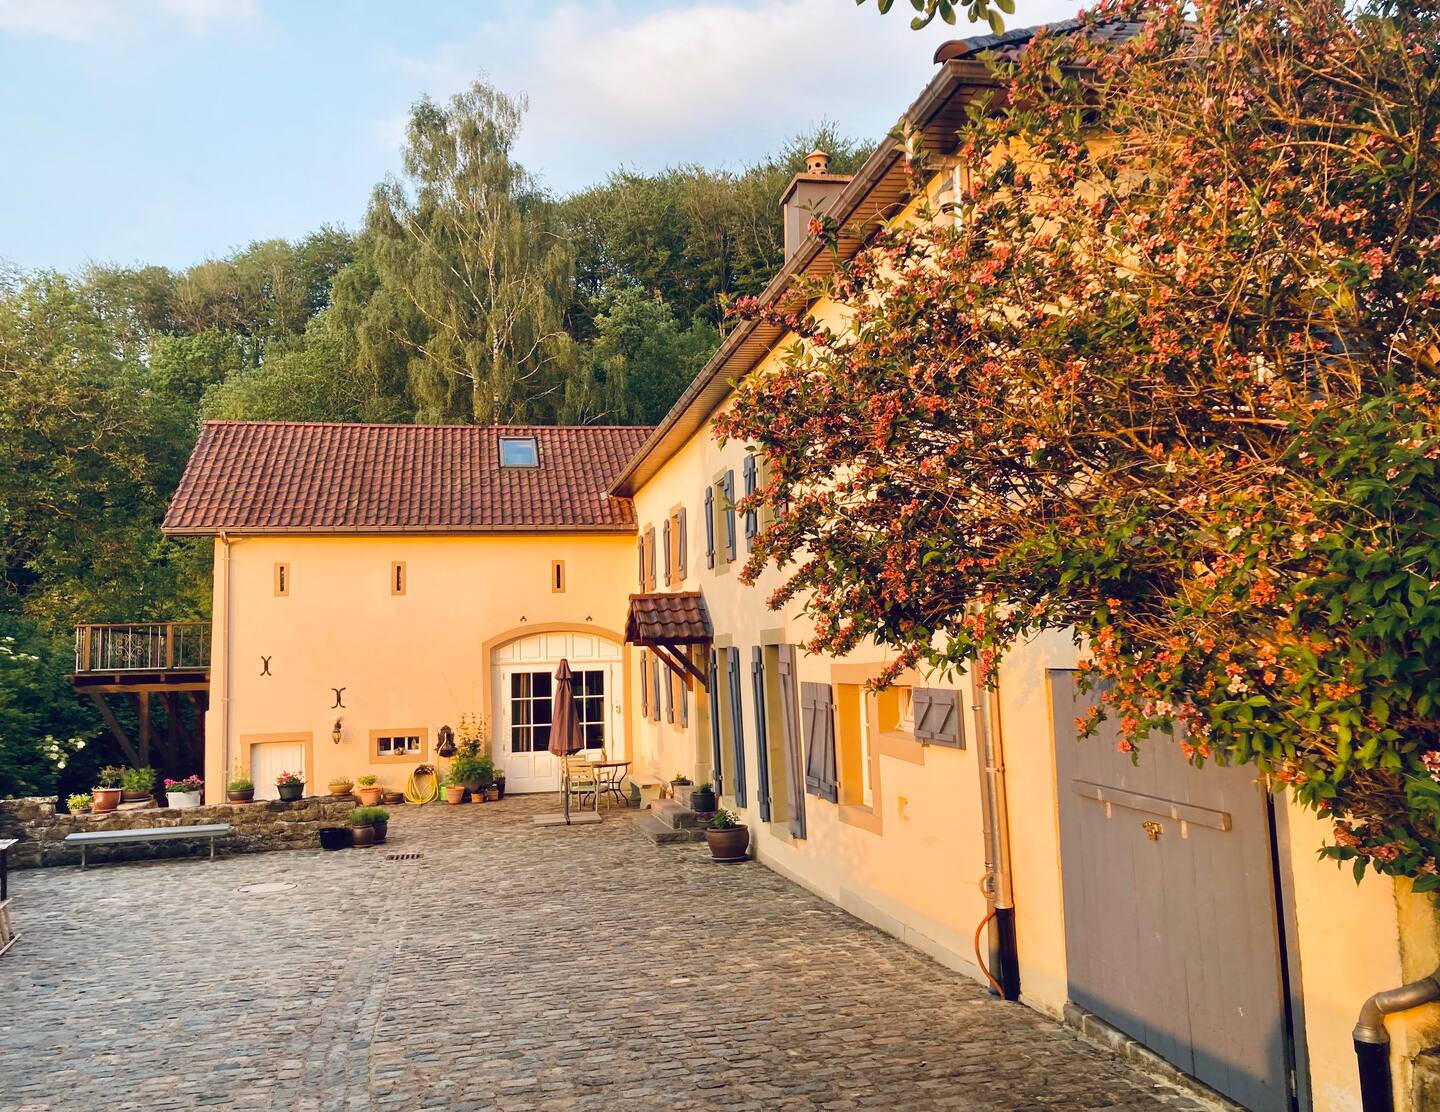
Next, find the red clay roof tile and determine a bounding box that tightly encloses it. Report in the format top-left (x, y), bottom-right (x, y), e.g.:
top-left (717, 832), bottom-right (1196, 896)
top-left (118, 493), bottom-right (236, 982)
top-left (163, 421), bottom-right (653, 534)
top-left (625, 592), bottom-right (712, 645)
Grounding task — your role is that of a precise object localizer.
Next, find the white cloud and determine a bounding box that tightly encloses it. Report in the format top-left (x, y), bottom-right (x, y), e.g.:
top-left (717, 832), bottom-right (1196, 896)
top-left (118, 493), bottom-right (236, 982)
top-left (0, 0), bottom-right (258, 42)
top-left (382, 0), bottom-right (1078, 194)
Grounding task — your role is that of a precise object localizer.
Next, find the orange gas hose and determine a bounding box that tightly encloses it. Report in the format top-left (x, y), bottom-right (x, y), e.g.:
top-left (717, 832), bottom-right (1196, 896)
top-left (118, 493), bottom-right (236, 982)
top-left (974, 908), bottom-right (1004, 996)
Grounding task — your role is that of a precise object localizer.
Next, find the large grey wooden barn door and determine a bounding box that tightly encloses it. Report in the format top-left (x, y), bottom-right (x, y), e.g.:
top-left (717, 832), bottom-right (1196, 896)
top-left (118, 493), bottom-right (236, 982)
top-left (1050, 671), bottom-right (1296, 1112)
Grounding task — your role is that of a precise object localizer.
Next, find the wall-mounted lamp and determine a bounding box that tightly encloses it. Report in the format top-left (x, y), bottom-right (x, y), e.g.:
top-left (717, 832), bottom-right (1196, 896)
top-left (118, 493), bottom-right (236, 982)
top-left (332, 718), bottom-right (344, 745)
top-left (437, 725), bottom-right (455, 758)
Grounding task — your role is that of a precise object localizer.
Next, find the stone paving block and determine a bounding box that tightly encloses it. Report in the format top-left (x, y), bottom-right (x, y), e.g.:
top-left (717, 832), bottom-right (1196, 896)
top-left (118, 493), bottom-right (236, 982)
top-left (0, 796), bottom-right (1204, 1110)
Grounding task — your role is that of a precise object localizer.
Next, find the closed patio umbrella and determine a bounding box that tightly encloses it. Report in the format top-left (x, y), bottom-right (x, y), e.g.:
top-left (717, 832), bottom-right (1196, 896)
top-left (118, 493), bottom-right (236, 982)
top-left (549, 659), bottom-right (585, 824)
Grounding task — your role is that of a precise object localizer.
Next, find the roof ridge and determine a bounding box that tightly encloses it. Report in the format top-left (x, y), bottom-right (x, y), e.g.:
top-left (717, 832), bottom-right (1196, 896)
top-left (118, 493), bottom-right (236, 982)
top-left (200, 419), bottom-right (656, 433)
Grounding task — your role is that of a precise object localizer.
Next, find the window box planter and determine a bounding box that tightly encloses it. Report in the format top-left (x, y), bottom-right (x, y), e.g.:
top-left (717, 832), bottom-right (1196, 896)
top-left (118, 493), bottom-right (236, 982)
top-left (168, 791), bottom-right (202, 810)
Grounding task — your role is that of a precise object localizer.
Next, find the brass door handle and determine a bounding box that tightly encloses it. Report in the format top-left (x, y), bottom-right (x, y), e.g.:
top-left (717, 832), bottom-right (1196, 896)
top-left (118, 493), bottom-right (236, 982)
top-left (1142, 820), bottom-right (1163, 841)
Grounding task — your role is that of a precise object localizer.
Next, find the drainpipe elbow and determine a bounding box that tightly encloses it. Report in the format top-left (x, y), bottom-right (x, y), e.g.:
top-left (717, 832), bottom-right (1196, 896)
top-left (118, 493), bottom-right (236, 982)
top-left (1354, 968), bottom-right (1440, 1044)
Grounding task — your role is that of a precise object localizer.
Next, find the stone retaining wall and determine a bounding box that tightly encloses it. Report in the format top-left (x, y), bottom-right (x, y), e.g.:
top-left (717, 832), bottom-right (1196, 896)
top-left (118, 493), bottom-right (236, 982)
top-left (0, 796), bottom-right (357, 868)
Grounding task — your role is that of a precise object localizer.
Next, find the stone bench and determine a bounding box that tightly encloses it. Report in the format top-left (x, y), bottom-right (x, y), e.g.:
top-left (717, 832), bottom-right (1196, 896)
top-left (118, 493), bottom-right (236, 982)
top-left (64, 823), bottom-right (231, 869)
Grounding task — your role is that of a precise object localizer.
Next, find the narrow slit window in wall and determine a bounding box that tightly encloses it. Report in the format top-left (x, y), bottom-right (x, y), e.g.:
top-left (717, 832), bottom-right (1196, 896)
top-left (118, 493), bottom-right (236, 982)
top-left (274, 563), bottom-right (289, 597)
top-left (391, 561), bottom-right (406, 596)
top-left (551, 560), bottom-right (566, 593)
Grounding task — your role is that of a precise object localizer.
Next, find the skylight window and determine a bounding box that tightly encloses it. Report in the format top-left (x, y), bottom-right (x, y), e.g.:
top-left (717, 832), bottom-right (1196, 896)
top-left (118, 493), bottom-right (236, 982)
top-left (499, 436), bottom-right (539, 468)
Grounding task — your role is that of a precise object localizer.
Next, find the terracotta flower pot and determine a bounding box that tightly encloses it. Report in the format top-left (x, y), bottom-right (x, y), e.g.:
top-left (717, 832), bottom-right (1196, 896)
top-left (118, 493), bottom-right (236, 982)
top-left (444, 786), bottom-right (466, 805)
top-left (277, 781), bottom-right (305, 802)
top-left (356, 786), bottom-right (383, 806)
top-left (705, 825), bottom-right (750, 862)
top-left (91, 787), bottom-right (121, 814)
top-left (469, 790), bottom-right (486, 804)
top-left (121, 789), bottom-right (151, 803)
top-left (328, 781), bottom-right (354, 798)
top-left (227, 788), bottom-right (254, 804)
top-left (351, 824), bottom-right (376, 848)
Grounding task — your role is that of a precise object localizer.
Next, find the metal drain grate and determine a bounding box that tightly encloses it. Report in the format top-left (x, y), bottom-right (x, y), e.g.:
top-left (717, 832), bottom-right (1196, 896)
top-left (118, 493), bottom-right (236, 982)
top-left (385, 852), bottom-right (422, 861)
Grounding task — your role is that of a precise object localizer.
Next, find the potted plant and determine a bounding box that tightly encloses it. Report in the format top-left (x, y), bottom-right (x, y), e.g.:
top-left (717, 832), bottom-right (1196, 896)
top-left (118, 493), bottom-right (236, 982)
top-left (165, 775), bottom-right (204, 809)
top-left (67, 792), bottom-right (92, 815)
top-left (328, 776), bottom-right (355, 798)
top-left (318, 826), bottom-right (352, 850)
top-left (354, 774), bottom-right (383, 806)
top-left (275, 770), bottom-right (306, 802)
top-left (495, 771), bottom-right (507, 801)
top-left (363, 806), bottom-right (390, 844)
top-left (691, 782), bottom-right (717, 816)
top-left (92, 766), bottom-right (123, 814)
top-left (350, 806), bottom-right (380, 847)
top-left (121, 766), bottom-right (156, 802)
top-left (443, 772), bottom-right (466, 805)
top-left (704, 809), bottom-right (750, 862)
top-left (227, 772), bottom-right (254, 803)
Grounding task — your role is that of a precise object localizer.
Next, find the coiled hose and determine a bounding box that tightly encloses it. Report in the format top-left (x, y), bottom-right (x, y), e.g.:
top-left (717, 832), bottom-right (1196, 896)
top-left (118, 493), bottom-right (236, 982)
top-left (403, 764), bottom-right (439, 804)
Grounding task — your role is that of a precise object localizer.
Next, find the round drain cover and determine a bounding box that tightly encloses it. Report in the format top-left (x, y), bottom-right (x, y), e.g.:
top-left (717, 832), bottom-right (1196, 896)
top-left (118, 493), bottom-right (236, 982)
top-left (236, 881), bottom-right (297, 895)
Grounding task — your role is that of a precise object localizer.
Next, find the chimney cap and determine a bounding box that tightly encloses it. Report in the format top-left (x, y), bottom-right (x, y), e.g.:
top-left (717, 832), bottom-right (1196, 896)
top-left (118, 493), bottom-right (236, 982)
top-left (804, 148), bottom-right (832, 175)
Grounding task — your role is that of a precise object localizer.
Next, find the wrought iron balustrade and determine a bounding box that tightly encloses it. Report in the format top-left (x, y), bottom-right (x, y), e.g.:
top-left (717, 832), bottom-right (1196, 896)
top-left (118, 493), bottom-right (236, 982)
top-left (73, 622), bottom-right (211, 674)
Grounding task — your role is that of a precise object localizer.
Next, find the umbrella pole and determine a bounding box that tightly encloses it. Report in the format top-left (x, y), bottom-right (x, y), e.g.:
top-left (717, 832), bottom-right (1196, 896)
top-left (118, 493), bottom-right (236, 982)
top-left (563, 761), bottom-right (571, 825)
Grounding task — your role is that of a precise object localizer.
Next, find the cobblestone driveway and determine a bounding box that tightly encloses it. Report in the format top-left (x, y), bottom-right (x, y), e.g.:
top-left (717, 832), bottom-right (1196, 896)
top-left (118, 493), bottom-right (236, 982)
top-left (0, 796), bottom-right (1206, 1111)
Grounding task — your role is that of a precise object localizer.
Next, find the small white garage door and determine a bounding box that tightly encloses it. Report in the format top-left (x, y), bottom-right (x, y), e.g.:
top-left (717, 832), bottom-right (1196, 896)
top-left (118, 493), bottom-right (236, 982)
top-left (250, 741), bottom-right (306, 801)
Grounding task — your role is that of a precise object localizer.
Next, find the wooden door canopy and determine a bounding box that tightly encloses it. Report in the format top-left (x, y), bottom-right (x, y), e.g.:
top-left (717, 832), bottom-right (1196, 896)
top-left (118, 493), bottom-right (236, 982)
top-left (624, 592), bottom-right (711, 688)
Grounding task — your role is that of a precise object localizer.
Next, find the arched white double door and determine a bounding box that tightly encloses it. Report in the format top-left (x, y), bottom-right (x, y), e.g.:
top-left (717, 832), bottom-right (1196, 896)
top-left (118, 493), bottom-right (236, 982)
top-left (492, 631), bottom-right (623, 794)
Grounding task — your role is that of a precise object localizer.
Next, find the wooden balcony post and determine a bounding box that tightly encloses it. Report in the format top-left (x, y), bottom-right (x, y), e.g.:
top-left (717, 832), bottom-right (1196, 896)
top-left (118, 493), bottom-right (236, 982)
top-left (80, 626), bottom-right (92, 673)
top-left (165, 623), bottom-right (175, 670)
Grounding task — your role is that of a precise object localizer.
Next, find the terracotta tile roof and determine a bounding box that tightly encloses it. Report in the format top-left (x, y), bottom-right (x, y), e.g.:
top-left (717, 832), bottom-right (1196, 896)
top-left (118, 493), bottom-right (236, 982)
top-left (625, 592), bottom-right (712, 645)
top-left (933, 18), bottom-right (1149, 63)
top-left (163, 421), bottom-right (654, 535)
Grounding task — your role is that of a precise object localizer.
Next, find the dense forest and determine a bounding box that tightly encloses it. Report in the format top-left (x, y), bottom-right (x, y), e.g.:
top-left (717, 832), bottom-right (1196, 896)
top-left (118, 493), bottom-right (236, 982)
top-left (0, 78), bottom-right (868, 798)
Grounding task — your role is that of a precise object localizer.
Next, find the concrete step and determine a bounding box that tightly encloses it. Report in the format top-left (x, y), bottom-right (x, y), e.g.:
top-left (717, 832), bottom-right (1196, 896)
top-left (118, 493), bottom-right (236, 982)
top-left (652, 799), bottom-right (701, 830)
top-left (634, 814), bottom-right (706, 845)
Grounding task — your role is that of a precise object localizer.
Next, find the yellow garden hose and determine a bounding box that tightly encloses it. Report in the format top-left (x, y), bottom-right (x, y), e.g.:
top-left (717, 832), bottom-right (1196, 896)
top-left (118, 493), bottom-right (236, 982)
top-left (404, 764), bottom-right (439, 804)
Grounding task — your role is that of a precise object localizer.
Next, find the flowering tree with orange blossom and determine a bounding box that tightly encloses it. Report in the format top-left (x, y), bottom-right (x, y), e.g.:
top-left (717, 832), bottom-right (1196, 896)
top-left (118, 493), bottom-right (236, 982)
top-left (717, 0), bottom-right (1440, 883)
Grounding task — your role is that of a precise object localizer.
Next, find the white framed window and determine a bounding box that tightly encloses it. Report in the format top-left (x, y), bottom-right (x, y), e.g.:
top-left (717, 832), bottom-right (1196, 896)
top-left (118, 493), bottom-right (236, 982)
top-left (499, 436), bottom-right (539, 468)
top-left (376, 734), bottom-right (422, 756)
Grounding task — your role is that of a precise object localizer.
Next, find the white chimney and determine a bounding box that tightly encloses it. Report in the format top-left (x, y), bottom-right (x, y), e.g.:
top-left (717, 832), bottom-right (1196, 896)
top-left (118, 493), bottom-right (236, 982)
top-left (780, 149), bottom-right (852, 261)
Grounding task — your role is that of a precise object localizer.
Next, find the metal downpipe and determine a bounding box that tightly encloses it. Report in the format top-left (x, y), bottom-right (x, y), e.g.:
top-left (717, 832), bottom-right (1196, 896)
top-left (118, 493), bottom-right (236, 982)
top-left (1352, 966), bottom-right (1440, 1112)
top-left (970, 667), bottom-right (1020, 1001)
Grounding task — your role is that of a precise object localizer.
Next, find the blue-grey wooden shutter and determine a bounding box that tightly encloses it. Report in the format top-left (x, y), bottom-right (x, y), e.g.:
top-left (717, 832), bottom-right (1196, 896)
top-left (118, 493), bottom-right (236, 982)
top-left (778, 647), bottom-right (808, 838)
top-left (743, 454), bottom-right (758, 547)
top-left (914, 688), bottom-right (964, 748)
top-left (727, 648), bottom-right (747, 806)
top-left (665, 666), bottom-right (675, 724)
top-left (801, 680), bottom-right (838, 804)
top-left (662, 519), bottom-right (672, 586)
top-left (708, 650), bottom-right (723, 793)
top-left (652, 655), bottom-right (662, 722)
top-left (751, 646), bottom-right (772, 821)
top-left (723, 470), bottom-right (737, 562)
top-left (679, 670), bottom-right (689, 727)
top-left (677, 508), bottom-right (687, 577)
top-left (704, 487), bottom-right (715, 568)
top-left (637, 538), bottom-right (645, 589)
top-left (646, 526), bottom-right (657, 590)
top-left (640, 651), bottom-right (649, 717)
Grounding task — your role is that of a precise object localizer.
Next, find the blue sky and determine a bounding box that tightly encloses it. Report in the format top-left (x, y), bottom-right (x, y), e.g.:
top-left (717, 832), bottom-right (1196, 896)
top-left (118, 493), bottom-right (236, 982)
top-left (0, 0), bottom-right (1077, 274)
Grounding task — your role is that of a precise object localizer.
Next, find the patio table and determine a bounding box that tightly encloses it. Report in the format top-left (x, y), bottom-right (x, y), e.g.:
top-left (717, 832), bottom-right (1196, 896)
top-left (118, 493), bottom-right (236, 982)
top-left (592, 760), bottom-right (631, 808)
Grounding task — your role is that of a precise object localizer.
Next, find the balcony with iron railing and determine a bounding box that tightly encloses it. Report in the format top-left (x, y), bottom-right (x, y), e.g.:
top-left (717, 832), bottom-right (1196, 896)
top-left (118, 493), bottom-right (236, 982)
top-left (73, 622), bottom-right (212, 677)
